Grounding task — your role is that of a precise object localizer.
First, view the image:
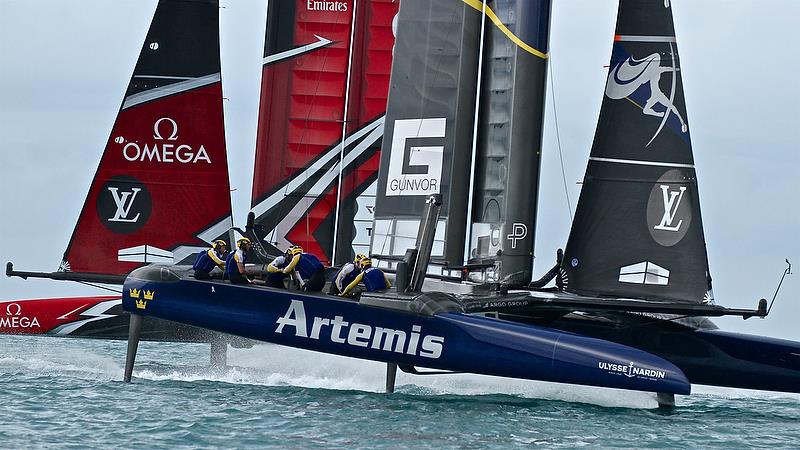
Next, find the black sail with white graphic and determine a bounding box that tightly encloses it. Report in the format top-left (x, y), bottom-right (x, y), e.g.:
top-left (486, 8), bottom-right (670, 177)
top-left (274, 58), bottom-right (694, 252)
top-left (562, 0), bottom-right (711, 303)
top-left (373, 0), bottom-right (481, 266)
top-left (470, 0), bottom-right (552, 286)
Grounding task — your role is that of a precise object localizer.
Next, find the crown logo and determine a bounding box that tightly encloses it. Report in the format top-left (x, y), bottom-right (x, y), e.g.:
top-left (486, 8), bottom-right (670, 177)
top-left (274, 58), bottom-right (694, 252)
top-left (129, 288), bottom-right (141, 298)
top-left (135, 299), bottom-right (147, 310)
top-left (143, 290), bottom-right (155, 301)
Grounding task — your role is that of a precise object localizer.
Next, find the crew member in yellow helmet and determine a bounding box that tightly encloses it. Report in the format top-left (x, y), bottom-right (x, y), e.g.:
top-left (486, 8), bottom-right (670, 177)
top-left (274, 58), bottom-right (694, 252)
top-left (267, 245), bottom-right (325, 291)
top-left (341, 257), bottom-right (391, 297)
top-left (192, 239), bottom-right (227, 280)
top-left (332, 253), bottom-right (366, 296)
top-left (225, 237), bottom-right (252, 284)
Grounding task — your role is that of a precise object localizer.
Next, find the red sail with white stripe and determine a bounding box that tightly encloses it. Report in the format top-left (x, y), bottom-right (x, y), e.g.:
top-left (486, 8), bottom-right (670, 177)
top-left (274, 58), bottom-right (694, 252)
top-left (250, 0), bottom-right (398, 265)
top-left (61, 0), bottom-right (232, 276)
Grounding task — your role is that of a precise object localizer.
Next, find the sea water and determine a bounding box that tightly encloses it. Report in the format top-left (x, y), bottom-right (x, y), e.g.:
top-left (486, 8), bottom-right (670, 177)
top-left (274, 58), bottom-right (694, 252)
top-left (1, 334), bottom-right (798, 449)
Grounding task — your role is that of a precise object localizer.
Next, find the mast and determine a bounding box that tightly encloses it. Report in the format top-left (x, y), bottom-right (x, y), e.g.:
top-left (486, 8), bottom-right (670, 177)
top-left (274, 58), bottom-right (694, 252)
top-left (562, 0), bottom-right (711, 303)
top-left (469, 0), bottom-right (553, 286)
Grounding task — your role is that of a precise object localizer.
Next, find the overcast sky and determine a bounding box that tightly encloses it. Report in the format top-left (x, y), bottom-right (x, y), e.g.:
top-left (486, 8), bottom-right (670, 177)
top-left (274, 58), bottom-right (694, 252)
top-left (0, 0), bottom-right (798, 340)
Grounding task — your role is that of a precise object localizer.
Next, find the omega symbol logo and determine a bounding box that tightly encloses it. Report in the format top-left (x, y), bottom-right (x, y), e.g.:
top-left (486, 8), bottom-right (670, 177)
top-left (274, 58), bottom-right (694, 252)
top-left (5, 303), bottom-right (21, 316)
top-left (153, 117), bottom-right (178, 141)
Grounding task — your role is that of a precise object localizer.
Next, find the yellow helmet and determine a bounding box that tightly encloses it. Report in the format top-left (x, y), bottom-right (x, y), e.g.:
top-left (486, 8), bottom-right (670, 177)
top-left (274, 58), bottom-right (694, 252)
top-left (354, 253), bottom-right (368, 264)
top-left (286, 245), bottom-right (303, 256)
top-left (237, 237), bottom-right (251, 248)
top-left (358, 257), bottom-right (372, 270)
top-left (213, 240), bottom-right (227, 250)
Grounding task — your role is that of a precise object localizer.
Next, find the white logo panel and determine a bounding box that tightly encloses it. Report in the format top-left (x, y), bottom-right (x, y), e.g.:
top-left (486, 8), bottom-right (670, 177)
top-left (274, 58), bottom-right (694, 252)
top-left (618, 261), bottom-right (670, 285)
top-left (385, 118), bottom-right (446, 197)
top-left (118, 245), bottom-right (174, 264)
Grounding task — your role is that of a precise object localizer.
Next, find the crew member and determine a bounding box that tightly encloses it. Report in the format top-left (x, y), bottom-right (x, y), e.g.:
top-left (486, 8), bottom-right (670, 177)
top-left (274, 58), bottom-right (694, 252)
top-left (192, 240), bottom-right (228, 280)
top-left (333, 253), bottom-right (366, 296)
top-left (341, 257), bottom-right (391, 297)
top-left (268, 245), bottom-right (325, 292)
top-left (265, 252), bottom-right (291, 289)
top-left (225, 237), bottom-right (252, 284)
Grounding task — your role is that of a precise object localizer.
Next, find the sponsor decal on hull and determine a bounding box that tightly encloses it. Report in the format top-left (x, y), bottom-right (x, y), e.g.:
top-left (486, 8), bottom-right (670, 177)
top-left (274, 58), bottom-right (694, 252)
top-left (275, 300), bottom-right (444, 359)
top-left (0, 303), bottom-right (41, 330)
top-left (130, 288), bottom-right (155, 310)
top-left (599, 361), bottom-right (666, 380)
top-left (0, 298), bottom-right (119, 336)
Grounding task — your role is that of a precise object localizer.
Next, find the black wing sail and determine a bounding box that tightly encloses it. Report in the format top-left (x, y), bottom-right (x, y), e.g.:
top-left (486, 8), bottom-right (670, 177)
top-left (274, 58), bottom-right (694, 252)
top-left (470, 0), bottom-right (552, 286)
top-left (373, 0), bottom-right (482, 267)
top-left (562, 0), bottom-right (711, 303)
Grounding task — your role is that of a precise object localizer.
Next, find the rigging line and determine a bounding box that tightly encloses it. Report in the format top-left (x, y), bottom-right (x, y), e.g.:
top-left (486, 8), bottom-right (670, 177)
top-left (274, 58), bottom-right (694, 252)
top-left (332, 0), bottom-right (360, 265)
top-left (464, 0), bottom-right (489, 264)
top-left (547, 55), bottom-right (572, 220)
top-left (76, 281), bottom-right (122, 295)
top-left (272, 7), bottom-right (349, 253)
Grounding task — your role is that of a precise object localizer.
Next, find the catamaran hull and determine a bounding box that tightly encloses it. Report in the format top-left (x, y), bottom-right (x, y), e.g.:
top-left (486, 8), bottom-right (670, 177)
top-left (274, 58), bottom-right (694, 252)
top-left (546, 315), bottom-right (800, 394)
top-left (121, 272), bottom-right (690, 395)
top-left (0, 297), bottom-right (226, 343)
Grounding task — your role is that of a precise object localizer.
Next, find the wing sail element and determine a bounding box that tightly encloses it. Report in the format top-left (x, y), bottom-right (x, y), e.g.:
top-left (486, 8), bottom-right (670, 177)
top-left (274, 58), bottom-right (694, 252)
top-left (469, 0), bottom-right (552, 285)
top-left (562, 0), bottom-right (711, 303)
top-left (372, 0), bottom-right (483, 267)
top-left (250, 0), bottom-right (398, 265)
top-left (61, 0), bottom-right (233, 277)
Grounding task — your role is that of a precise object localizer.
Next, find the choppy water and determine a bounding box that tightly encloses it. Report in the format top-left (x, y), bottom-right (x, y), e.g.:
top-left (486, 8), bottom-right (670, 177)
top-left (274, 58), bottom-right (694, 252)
top-left (1, 335), bottom-right (798, 449)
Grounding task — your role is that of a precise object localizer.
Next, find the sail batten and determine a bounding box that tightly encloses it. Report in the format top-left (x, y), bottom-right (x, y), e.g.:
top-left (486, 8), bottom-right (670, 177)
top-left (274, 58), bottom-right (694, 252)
top-left (562, 0), bottom-right (711, 303)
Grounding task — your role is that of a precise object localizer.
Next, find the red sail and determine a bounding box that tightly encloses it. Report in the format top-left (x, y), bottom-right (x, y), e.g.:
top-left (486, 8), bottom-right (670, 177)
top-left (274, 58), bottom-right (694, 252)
top-left (251, 0), bottom-right (398, 264)
top-left (62, 0), bottom-right (232, 276)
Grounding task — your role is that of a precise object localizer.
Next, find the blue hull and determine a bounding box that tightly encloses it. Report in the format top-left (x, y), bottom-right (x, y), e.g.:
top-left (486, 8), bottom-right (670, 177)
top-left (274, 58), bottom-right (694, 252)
top-left (123, 271), bottom-right (690, 395)
top-left (547, 314), bottom-right (800, 394)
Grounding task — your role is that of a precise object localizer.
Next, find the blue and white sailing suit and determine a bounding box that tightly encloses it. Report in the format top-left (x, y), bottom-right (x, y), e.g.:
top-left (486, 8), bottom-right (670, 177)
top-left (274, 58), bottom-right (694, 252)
top-left (224, 249), bottom-right (249, 284)
top-left (333, 262), bottom-right (361, 295)
top-left (192, 248), bottom-right (226, 280)
top-left (341, 267), bottom-right (391, 297)
top-left (269, 253), bottom-right (325, 291)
